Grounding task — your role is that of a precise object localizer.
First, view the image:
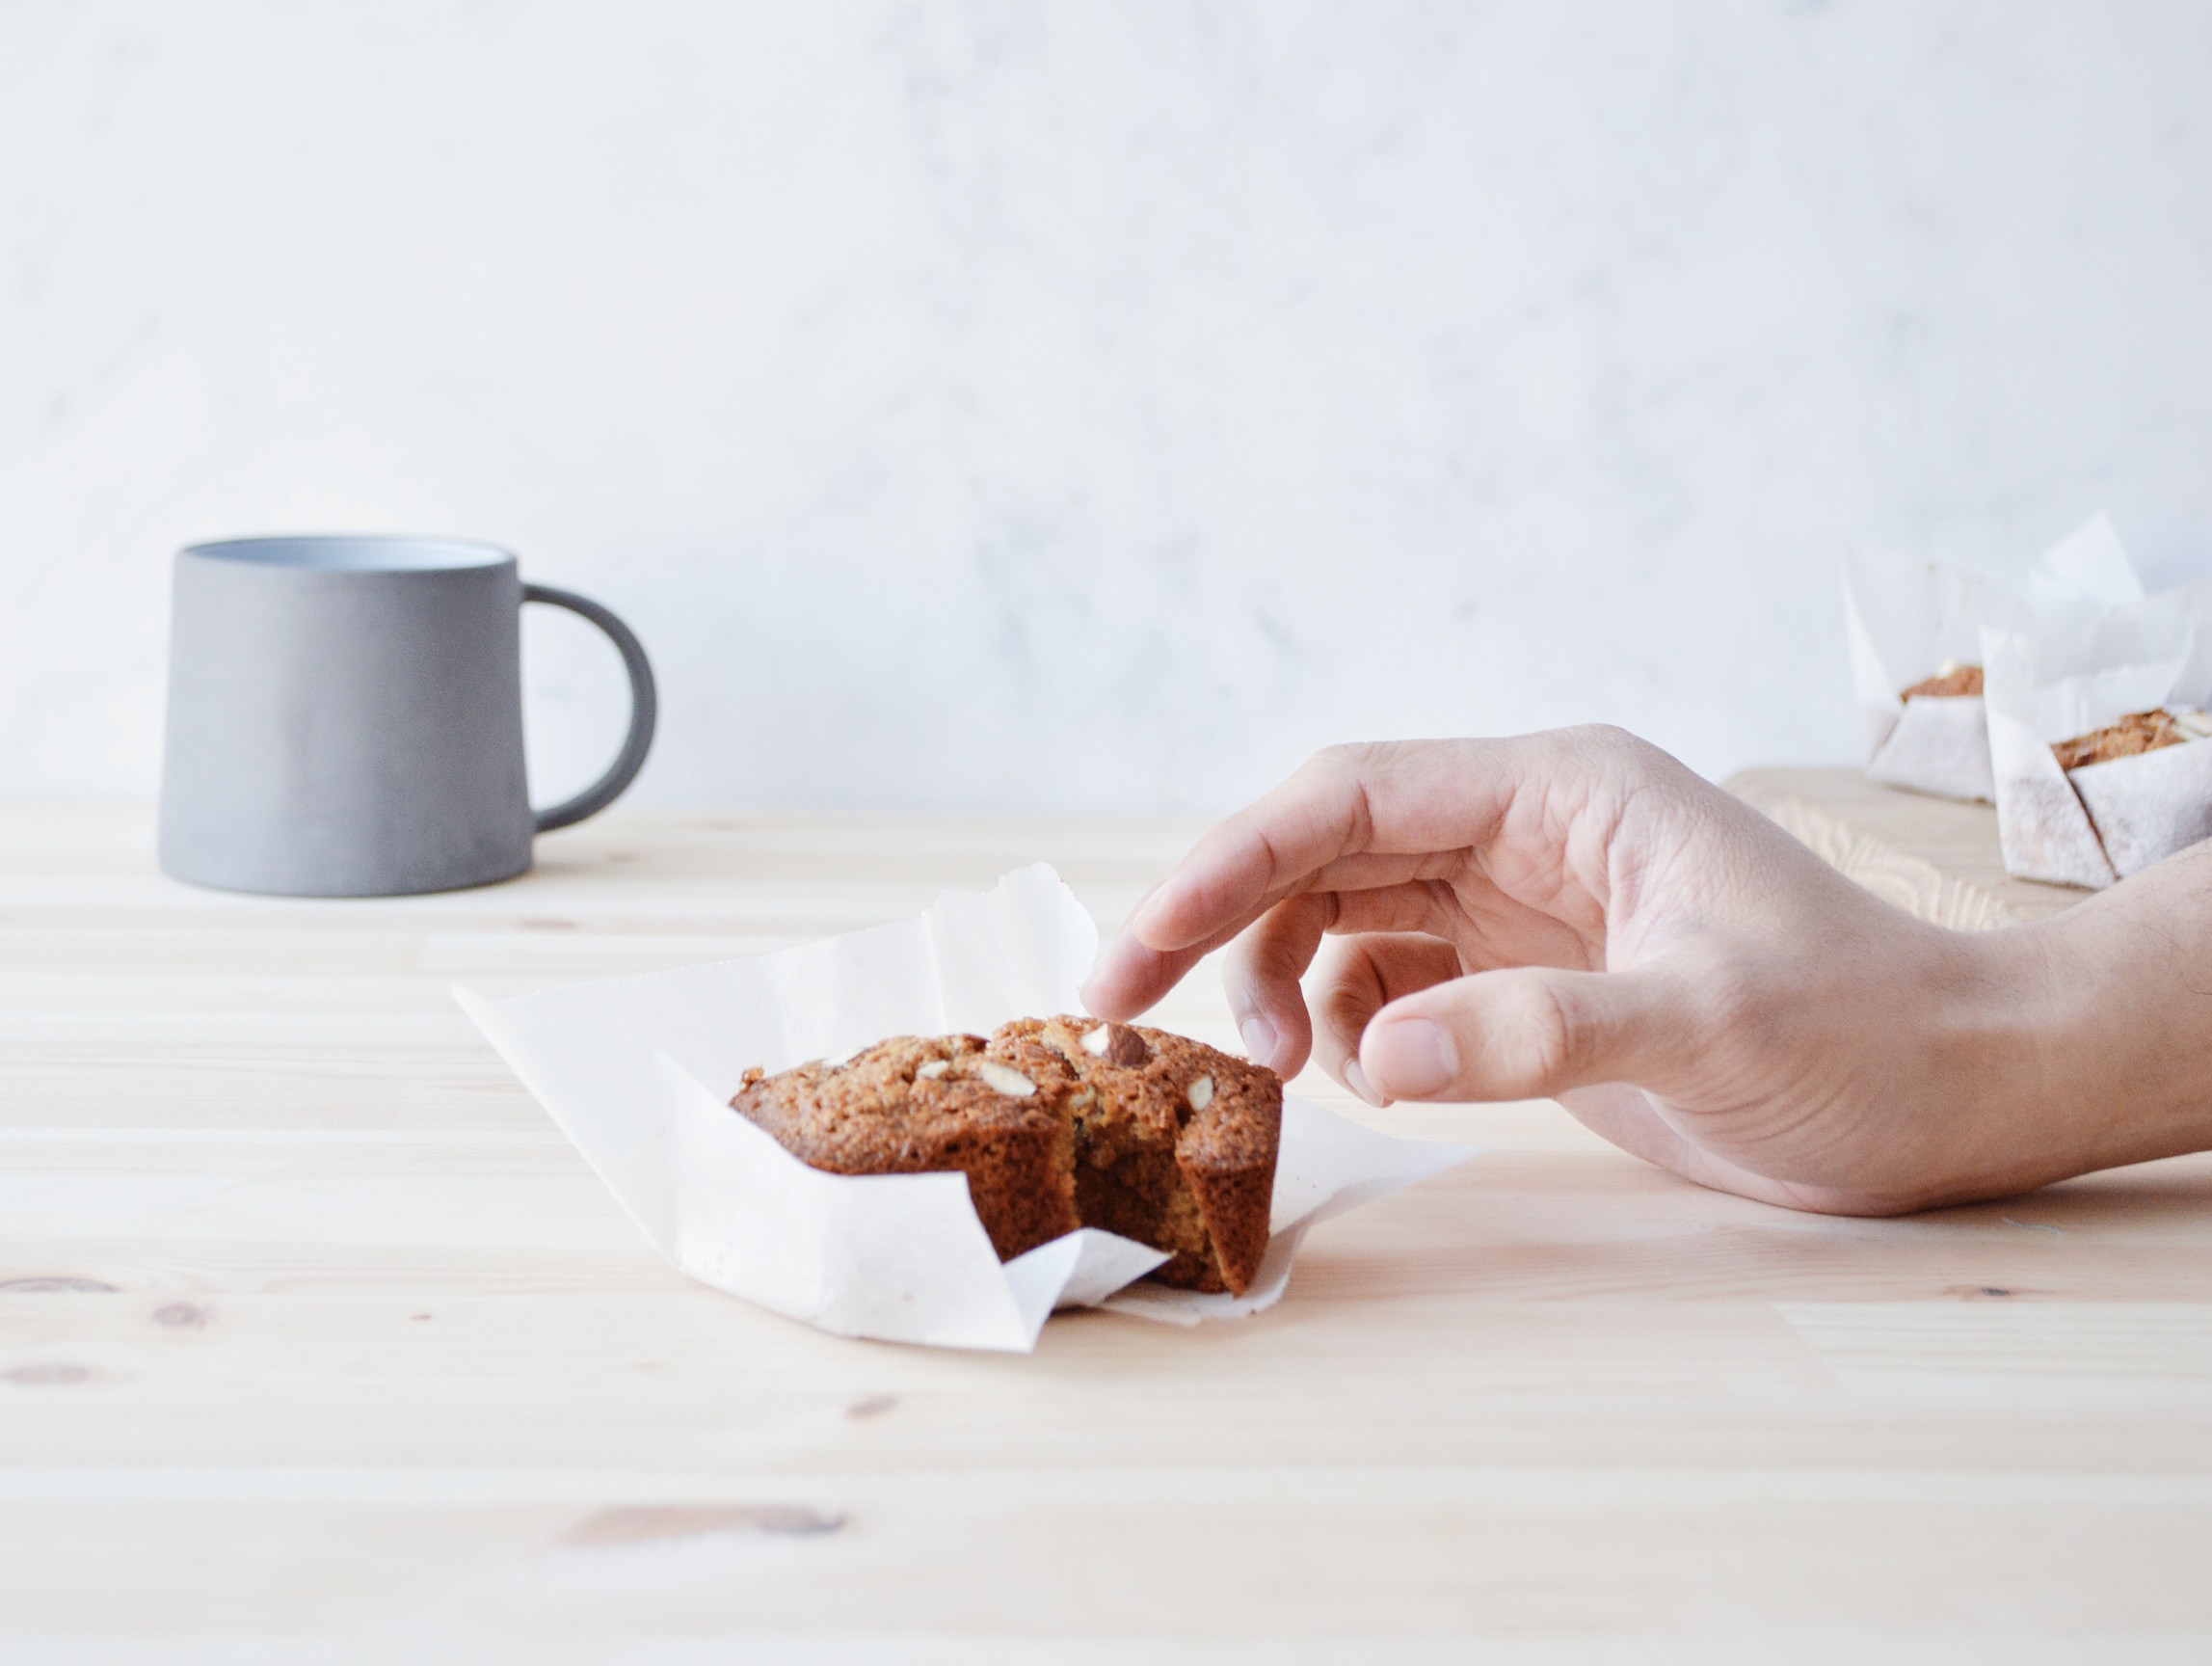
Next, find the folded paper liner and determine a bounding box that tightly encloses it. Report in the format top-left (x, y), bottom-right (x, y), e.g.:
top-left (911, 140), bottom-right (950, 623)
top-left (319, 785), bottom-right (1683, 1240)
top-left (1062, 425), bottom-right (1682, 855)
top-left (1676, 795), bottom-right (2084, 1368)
top-left (1843, 518), bottom-right (2147, 803)
top-left (1982, 592), bottom-right (2212, 888)
top-left (455, 866), bottom-right (1472, 1353)
top-left (1844, 547), bottom-right (1996, 800)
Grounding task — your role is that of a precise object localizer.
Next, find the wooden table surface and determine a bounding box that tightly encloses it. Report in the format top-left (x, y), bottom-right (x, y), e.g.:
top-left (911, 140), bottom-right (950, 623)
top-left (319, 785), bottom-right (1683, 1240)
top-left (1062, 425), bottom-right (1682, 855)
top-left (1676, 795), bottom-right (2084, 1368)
top-left (1726, 766), bottom-right (2085, 928)
top-left (5, 793), bottom-right (2211, 1661)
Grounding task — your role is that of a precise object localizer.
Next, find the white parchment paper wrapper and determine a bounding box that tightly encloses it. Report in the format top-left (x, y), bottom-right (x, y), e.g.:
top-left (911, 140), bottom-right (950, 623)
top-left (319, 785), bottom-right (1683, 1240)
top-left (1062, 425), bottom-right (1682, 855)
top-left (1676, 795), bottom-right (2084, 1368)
top-left (1982, 583), bottom-right (2212, 888)
top-left (1844, 518), bottom-right (2145, 802)
top-left (455, 866), bottom-right (1473, 1353)
top-left (1844, 548), bottom-right (1994, 799)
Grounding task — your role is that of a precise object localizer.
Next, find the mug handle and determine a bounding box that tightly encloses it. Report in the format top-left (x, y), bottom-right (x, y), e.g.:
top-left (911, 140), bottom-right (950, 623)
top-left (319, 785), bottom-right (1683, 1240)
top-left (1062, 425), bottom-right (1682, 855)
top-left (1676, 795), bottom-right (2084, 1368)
top-left (521, 583), bottom-right (658, 833)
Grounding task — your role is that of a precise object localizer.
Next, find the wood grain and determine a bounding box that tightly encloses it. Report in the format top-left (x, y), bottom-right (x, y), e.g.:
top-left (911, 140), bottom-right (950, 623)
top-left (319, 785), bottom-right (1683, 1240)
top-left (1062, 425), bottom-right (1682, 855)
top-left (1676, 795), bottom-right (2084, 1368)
top-left (4, 800), bottom-right (2210, 1657)
top-left (1726, 765), bottom-right (2085, 927)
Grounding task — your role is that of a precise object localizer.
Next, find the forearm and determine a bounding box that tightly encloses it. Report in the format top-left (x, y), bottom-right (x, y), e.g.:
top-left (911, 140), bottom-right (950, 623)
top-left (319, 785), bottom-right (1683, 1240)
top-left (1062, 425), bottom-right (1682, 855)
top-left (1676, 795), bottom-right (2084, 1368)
top-left (1972, 840), bottom-right (2212, 1190)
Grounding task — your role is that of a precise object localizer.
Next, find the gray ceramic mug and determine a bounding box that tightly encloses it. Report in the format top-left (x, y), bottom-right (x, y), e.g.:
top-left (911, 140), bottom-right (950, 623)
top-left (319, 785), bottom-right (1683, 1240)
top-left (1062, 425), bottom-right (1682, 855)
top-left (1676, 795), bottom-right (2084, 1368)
top-left (158, 535), bottom-right (656, 897)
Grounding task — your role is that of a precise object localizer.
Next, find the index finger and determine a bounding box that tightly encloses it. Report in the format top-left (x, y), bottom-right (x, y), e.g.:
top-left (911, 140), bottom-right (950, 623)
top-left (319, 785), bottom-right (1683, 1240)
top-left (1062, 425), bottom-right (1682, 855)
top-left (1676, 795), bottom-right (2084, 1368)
top-left (1081, 738), bottom-right (1521, 1021)
top-left (1130, 739), bottom-right (1519, 953)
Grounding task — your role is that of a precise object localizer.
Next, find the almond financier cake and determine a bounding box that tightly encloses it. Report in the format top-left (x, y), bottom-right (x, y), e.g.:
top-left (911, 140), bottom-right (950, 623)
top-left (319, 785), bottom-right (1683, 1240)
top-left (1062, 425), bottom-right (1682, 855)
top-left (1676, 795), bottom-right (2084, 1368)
top-left (732, 1017), bottom-right (1282, 1295)
top-left (2049, 707), bottom-right (2212, 771)
top-left (1900, 662), bottom-right (1984, 700)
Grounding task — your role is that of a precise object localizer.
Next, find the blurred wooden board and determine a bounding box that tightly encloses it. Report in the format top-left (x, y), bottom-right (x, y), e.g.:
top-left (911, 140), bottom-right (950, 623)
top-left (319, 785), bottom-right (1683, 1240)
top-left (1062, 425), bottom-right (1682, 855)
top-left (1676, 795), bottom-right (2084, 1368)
top-left (1727, 765), bottom-right (2086, 929)
top-left (4, 800), bottom-right (2210, 1658)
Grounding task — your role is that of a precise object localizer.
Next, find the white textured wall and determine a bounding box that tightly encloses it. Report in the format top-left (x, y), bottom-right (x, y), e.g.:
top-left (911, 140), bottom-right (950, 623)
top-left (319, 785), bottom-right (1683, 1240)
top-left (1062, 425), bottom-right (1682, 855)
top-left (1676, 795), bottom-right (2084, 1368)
top-left (5, 1), bottom-right (2211, 814)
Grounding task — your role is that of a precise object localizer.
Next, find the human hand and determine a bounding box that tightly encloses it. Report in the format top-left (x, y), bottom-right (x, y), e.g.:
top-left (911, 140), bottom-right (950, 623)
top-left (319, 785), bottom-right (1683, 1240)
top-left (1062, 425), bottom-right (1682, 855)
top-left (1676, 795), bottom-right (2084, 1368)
top-left (1083, 728), bottom-right (2205, 1215)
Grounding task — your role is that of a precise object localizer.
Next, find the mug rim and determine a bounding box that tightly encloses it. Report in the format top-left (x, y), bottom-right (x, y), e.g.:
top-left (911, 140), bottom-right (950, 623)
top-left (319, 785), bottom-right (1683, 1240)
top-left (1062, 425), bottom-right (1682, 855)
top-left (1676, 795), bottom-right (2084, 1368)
top-left (180, 534), bottom-right (516, 574)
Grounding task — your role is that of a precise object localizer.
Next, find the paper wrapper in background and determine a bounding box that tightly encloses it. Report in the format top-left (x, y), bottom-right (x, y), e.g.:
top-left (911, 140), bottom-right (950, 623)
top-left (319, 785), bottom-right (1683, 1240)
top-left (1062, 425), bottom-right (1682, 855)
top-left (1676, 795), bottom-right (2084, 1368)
top-left (456, 866), bottom-right (1472, 1353)
top-left (1844, 518), bottom-right (2145, 802)
top-left (1982, 571), bottom-right (2212, 888)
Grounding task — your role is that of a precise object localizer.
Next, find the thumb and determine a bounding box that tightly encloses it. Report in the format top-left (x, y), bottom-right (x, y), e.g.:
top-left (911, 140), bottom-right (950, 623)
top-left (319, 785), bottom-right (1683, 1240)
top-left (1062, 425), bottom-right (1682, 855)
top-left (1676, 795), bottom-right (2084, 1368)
top-left (1358, 964), bottom-right (1698, 1103)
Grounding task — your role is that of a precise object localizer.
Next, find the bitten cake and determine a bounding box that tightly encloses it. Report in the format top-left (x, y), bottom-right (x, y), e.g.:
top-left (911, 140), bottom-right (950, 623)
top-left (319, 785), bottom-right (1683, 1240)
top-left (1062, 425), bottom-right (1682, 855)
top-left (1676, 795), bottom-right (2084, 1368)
top-left (732, 1018), bottom-right (1283, 1296)
top-left (991, 1016), bottom-right (1280, 1296)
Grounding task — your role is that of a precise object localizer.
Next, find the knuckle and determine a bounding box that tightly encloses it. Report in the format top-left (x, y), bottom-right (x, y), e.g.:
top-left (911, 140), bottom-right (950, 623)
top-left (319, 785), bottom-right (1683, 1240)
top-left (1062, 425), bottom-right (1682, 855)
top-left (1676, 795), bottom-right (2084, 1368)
top-left (1473, 975), bottom-right (1578, 1092)
top-left (1695, 961), bottom-right (1771, 1051)
top-left (1304, 743), bottom-right (1363, 784)
top-left (1315, 946), bottom-right (1387, 1041)
top-left (1571, 721), bottom-right (1635, 746)
top-left (1517, 979), bottom-right (1581, 1085)
top-left (1318, 970), bottom-right (1379, 1039)
top-left (1313, 739), bottom-right (1386, 768)
top-left (1308, 739), bottom-right (1406, 793)
top-left (1557, 722), bottom-right (1652, 765)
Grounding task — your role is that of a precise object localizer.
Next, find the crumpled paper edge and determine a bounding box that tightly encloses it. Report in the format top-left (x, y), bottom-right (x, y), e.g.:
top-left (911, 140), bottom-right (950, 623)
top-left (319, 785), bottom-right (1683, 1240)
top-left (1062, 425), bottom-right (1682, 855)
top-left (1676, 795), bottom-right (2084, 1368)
top-left (1844, 520), bottom-right (2146, 804)
top-left (1867, 696), bottom-right (1994, 801)
top-left (1983, 706), bottom-right (2118, 889)
top-left (1980, 587), bottom-right (2212, 887)
top-left (1843, 548), bottom-right (1992, 800)
top-left (456, 865), bottom-right (1476, 1352)
top-left (2067, 737), bottom-right (2212, 878)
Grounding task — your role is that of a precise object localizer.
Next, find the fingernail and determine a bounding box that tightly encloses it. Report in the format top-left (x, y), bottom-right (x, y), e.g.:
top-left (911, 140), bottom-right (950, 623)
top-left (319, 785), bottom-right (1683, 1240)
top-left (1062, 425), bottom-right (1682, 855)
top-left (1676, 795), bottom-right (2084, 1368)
top-left (1368, 1018), bottom-right (1456, 1099)
top-left (1342, 1059), bottom-right (1385, 1107)
top-left (1078, 938), bottom-right (1122, 1014)
top-left (1239, 1014), bottom-right (1279, 1069)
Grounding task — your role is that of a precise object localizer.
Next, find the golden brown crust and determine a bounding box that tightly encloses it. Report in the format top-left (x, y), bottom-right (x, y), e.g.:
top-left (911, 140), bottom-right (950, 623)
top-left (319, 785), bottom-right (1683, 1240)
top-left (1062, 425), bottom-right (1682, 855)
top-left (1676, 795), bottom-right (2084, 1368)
top-left (2052, 709), bottom-right (2194, 771)
top-left (732, 1018), bottom-right (1283, 1296)
top-left (1901, 664), bottom-right (1984, 699)
top-left (732, 1034), bottom-right (1079, 1260)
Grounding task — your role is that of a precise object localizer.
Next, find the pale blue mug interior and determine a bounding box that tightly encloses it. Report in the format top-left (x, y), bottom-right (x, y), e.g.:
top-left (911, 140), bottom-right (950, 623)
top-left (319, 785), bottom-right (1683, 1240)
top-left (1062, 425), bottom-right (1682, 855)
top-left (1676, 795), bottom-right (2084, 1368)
top-left (183, 535), bottom-right (513, 572)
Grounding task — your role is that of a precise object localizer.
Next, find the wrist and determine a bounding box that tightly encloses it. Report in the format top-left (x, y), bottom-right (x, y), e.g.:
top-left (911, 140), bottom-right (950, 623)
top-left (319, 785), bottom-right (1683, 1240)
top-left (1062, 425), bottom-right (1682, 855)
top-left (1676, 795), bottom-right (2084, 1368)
top-left (1943, 896), bottom-right (2212, 1197)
